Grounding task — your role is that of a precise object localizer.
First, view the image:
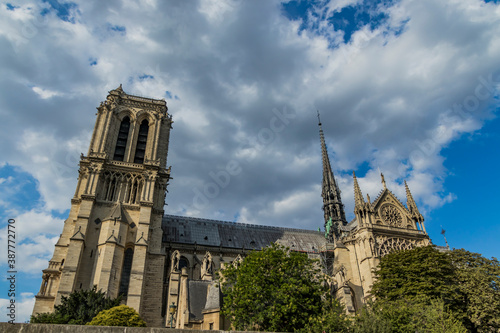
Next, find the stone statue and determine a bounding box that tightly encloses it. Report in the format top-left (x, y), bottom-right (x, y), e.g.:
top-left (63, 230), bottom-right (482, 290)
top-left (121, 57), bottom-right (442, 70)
top-left (201, 251), bottom-right (213, 277)
top-left (171, 250), bottom-right (180, 272)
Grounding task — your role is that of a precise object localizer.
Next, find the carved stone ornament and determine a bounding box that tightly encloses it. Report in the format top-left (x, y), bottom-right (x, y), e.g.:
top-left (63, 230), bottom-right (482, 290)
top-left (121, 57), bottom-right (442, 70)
top-left (233, 254), bottom-right (243, 267)
top-left (381, 204), bottom-right (403, 227)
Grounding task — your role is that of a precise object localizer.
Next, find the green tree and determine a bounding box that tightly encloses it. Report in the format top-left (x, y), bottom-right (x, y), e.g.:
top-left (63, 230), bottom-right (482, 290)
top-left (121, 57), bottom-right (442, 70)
top-left (371, 246), bottom-right (459, 306)
top-left (353, 301), bottom-right (401, 333)
top-left (449, 249), bottom-right (500, 333)
top-left (298, 297), bottom-right (352, 333)
top-left (87, 305), bottom-right (146, 327)
top-left (30, 286), bottom-right (121, 325)
top-left (220, 243), bottom-right (337, 332)
top-left (413, 298), bottom-right (467, 333)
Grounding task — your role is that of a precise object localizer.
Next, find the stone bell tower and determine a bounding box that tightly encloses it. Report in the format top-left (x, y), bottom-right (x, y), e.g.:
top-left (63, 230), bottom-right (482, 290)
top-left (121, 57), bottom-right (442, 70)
top-left (32, 85), bottom-right (172, 326)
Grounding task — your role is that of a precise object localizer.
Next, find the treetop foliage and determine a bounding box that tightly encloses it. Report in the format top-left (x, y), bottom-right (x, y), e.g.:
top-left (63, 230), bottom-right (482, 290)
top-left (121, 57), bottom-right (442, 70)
top-left (219, 243), bottom-right (349, 332)
top-left (371, 246), bottom-right (500, 333)
top-left (371, 245), bottom-right (459, 304)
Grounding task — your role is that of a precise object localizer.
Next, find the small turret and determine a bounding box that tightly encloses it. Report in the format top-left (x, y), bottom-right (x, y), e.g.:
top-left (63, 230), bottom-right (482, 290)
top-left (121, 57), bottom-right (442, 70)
top-left (405, 181), bottom-right (422, 220)
top-left (405, 180), bottom-right (425, 231)
top-left (353, 171), bottom-right (365, 213)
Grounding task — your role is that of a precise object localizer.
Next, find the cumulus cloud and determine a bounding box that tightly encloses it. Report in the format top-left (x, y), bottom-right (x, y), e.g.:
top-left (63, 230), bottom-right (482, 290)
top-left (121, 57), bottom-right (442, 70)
top-left (0, 292), bottom-right (35, 323)
top-left (32, 86), bottom-right (61, 99)
top-left (0, 209), bottom-right (63, 274)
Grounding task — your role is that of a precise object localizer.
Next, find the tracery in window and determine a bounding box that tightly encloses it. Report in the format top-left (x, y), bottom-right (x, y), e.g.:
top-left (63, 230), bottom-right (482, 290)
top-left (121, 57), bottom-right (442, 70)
top-left (378, 237), bottom-right (415, 257)
top-left (381, 204), bottom-right (404, 227)
top-left (100, 171), bottom-right (144, 204)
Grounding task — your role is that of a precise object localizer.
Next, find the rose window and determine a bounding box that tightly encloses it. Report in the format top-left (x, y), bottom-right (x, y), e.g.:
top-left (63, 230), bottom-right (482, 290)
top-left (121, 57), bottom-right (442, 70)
top-left (381, 205), bottom-right (403, 227)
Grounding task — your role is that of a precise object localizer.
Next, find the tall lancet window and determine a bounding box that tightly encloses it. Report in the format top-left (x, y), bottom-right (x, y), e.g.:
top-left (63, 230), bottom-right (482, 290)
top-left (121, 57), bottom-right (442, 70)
top-left (119, 248), bottom-right (134, 296)
top-left (113, 117), bottom-right (130, 161)
top-left (134, 119), bottom-right (149, 164)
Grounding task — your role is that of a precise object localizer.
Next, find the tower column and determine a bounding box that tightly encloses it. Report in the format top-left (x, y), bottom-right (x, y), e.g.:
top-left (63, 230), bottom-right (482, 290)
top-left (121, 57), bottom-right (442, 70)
top-left (126, 205), bottom-right (152, 313)
top-left (97, 108), bottom-right (112, 154)
top-left (55, 227), bottom-right (85, 304)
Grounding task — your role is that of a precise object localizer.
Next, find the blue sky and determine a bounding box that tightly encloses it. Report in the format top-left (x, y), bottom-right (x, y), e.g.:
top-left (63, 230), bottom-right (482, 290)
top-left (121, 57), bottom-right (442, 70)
top-left (0, 0), bottom-right (499, 323)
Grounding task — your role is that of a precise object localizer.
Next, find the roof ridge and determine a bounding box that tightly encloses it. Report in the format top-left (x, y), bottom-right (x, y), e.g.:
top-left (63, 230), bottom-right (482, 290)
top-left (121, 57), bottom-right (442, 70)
top-left (110, 84), bottom-right (166, 104)
top-left (163, 214), bottom-right (322, 235)
top-left (369, 187), bottom-right (408, 211)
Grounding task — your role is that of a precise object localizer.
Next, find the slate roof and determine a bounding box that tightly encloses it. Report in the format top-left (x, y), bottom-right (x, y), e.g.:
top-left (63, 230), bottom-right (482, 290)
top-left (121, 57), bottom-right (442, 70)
top-left (162, 215), bottom-right (327, 253)
top-left (188, 280), bottom-right (210, 321)
top-left (204, 282), bottom-right (221, 311)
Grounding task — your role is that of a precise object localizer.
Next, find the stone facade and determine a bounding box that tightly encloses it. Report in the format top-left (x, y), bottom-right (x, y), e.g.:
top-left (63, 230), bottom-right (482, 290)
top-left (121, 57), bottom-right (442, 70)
top-left (33, 88), bottom-right (431, 329)
top-left (32, 86), bottom-right (172, 327)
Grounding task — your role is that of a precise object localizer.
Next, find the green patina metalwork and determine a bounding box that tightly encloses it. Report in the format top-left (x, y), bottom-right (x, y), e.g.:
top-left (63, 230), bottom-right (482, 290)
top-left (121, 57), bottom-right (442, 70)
top-left (325, 217), bottom-right (333, 239)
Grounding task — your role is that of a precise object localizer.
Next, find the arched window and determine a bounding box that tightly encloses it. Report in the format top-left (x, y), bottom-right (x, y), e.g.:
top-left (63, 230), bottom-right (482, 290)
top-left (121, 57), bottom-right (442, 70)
top-left (134, 119), bottom-right (149, 164)
top-left (179, 257), bottom-right (189, 271)
top-left (113, 117), bottom-right (130, 161)
top-left (119, 248), bottom-right (134, 296)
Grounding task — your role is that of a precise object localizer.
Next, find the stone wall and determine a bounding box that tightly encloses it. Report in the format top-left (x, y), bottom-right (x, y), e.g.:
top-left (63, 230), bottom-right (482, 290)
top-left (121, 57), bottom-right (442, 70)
top-left (141, 252), bottom-right (166, 327)
top-left (0, 323), bottom-right (277, 333)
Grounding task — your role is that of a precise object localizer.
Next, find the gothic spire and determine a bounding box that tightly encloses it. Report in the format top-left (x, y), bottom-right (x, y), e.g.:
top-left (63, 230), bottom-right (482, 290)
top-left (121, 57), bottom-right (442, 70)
top-left (405, 180), bottom-right (423, 221)
top-left (317, 111), bottom-right (347, 242)
top-left (318, 111), bottom-right (339, 201)
top-left (318, 112), bottom-right (334, 191)
top-left (353, 171), bottom-right (365, 212)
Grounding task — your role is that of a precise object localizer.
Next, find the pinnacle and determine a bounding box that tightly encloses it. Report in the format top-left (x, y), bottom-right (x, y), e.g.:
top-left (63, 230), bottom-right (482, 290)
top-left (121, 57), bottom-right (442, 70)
top-left (353, 171), bottom-right (365, 210)
top-left (404, 180), bottom-right (424, 222)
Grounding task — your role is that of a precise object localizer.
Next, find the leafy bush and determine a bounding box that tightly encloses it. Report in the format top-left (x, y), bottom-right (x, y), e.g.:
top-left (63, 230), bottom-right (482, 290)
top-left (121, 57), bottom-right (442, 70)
top-left (354, 298), bottom-right (466, 333)
top-left (87, 305), bottom-right (146, 327)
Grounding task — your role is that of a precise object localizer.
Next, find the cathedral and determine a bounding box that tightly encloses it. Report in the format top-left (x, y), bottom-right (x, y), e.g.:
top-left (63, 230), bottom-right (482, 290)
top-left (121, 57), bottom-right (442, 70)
top-left (32, 86), bottom-right (431, 329)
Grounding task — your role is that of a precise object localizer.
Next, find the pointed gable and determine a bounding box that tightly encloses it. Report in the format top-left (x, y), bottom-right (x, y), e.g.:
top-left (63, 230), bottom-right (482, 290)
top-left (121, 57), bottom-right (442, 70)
top-left (370, 188), bottom-right (415, 229)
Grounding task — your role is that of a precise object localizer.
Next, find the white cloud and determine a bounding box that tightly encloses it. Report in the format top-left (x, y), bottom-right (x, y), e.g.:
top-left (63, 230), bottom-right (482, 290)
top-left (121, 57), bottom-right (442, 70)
top-left (15, 129), bottom-right (89, 212)
top-left (0, 209), bottom-right (64, 275)
top-left (32, 86), bottom-right (61, 99)
top-left (0, 293), bottom-right (35, 323)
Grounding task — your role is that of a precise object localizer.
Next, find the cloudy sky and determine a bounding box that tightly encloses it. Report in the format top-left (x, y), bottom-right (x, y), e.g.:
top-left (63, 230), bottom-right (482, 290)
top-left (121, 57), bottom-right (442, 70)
top-left (1, 0), bottom-right (499, 323)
